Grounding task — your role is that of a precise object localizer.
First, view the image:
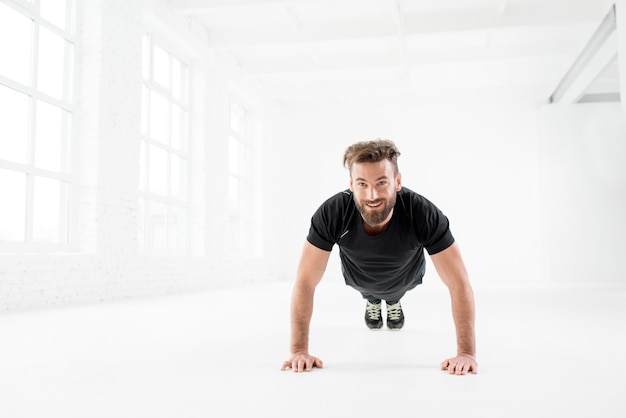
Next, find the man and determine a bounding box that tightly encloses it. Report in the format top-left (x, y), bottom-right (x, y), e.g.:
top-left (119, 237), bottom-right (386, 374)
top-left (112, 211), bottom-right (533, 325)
top-left (280, 139), bottom-right (477, 375)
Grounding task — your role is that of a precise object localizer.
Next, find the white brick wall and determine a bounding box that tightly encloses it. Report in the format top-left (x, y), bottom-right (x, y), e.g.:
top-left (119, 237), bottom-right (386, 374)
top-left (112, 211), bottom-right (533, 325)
top-left (0, 0), bottom-right (286, 312)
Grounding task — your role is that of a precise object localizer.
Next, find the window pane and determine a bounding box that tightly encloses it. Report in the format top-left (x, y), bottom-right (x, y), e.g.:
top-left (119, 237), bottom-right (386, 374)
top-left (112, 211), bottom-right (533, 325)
top-left (34, 100), bottom-right (70, 173)
top-left (228, 174), bottom-right (239, 213)
top-left (168, 206), bottom-right (187, 249)
top-left (230, 103), bottom-right (242, 134)
top-left (229, 136), bottom-right (239, 175)
top-left (0, 85), bottom-right (30, 164)
top-left (33, 176), bottom-right (68, 243)
top-left (0, 169), bottom-right (26, 242)
top-left (40, 0), bottom-right (68, 30)
top-left (241, 143), bottom-right (252, 174)
top-left (172, 58), bottom-right (183, 101)
top-left (241, 111), bottom-right (251, 139)
top-left (240, 181), bottom-right (251, 214)
top-left (171, 104), bottom-right (181, 151)
top-left (0, 3), bottom-right (32, 85)
top-left (153, 44), bottom-right (171, 89)
top-left (149, 144), bottom-right (168, 196)
top-left (146, 200), bottom-right (166, 248)
top-left (37, 26), bottom-right (69, 100)
top-left (149, 91), bottom-right (170, 144)
top-left (171, 104), bottom-right (188, 151)
top-left (170, 155), bottom-right (188, 201)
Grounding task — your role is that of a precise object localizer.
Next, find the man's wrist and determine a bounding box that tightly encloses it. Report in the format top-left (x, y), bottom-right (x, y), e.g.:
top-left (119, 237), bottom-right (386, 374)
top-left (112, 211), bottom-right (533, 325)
top-left (458, 352), bottom-right (476, 359)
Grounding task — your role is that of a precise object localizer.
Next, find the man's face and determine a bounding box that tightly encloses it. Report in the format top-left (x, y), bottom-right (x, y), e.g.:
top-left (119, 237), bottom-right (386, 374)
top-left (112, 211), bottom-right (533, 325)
top-left (349, 160), bottom-right (402, 228)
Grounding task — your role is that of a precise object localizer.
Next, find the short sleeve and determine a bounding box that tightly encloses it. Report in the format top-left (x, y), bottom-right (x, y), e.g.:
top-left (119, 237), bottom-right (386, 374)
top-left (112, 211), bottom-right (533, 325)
top-left (411, 192), bottom-right (455, 255)
top-left (306, 192), bottom-right (348, 252)
top-left (306, 211), bottom-right (335, 251)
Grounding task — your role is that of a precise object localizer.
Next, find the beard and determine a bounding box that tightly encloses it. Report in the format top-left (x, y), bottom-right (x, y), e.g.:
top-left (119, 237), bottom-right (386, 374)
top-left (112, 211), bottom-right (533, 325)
top-left (354, 194), bottom-right (397, 226)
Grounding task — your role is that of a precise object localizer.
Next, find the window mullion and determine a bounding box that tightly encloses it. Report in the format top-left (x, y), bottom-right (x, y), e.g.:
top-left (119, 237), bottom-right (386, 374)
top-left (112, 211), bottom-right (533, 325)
top-left (31, 10), bottom-right (39, 91)
top-left (63, 30), bottom-right (73, 103)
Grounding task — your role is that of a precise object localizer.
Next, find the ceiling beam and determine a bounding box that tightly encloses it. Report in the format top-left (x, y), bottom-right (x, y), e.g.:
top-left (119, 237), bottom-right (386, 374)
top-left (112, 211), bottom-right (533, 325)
top-left (391, 0), bottom-right (407, 67)
top-left (235, 34), bottom-right (589, 77)
top-left (170, 0), bottom-right (302, 14)
top-left (198, 2), bottom-right (608, 49)
top-left (617, 0), bottom-right (626, 113)
top-left (550, 5), bottom-right (618, 103)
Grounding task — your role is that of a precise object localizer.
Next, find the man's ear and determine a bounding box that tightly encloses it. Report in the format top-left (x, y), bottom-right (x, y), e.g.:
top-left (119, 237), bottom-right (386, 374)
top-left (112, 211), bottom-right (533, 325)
top-left (349, 177), bottom-right (354, 192)
top-left (395, 173), bottom-right (402, 191)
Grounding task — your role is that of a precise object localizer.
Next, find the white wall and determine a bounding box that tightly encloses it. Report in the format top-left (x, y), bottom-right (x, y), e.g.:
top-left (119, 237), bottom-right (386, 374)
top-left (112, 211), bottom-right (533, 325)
top-left (539, 103), bottom-right (626, 282)
top-left (263, 100), bottom-right (544, 285)
top-left (264, 99), bottom-right (626, 286)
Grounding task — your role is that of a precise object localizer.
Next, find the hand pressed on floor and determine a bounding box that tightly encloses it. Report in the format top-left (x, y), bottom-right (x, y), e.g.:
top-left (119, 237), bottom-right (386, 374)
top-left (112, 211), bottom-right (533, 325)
top-left (281, 353), bottom-right (323, 373)
top-left (440, 353), bottom-right (477, 375)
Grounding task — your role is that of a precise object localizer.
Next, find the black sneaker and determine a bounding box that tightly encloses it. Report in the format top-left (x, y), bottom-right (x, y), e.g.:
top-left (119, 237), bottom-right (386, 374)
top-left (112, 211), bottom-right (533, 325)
top-left (364, 300), bottom-right (383, 329)
top-left (386, 301), bottom-right (404, 330)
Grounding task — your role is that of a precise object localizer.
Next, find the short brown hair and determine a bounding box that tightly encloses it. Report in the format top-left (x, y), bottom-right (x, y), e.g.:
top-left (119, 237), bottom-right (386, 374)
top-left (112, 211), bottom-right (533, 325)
top-left (343, 139), bottom-right (401, 174)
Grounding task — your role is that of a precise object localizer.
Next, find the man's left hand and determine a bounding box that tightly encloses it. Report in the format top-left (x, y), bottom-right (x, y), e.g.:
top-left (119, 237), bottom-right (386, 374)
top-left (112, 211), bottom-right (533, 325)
top-left (440, 354), bottom-right (477, 375)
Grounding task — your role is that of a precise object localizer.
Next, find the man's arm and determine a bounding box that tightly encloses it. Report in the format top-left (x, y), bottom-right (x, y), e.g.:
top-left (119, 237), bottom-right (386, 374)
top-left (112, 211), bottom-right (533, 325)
top-left (280, 241), bottom-right (331, 372)
top-left (430, 242), bottom-right (477, 375)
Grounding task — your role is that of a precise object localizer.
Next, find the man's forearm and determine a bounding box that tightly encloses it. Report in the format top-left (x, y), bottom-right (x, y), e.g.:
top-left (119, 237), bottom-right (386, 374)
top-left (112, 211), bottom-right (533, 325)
top-left (290, 282), bottom-right (315, 354)
top-left (450, 285), bottom-right (476, 356)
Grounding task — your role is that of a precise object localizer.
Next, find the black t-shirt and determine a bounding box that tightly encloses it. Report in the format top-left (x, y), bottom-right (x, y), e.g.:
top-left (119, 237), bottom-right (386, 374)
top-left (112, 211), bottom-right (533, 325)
top-left (306, 187), bottom-right (455, 300)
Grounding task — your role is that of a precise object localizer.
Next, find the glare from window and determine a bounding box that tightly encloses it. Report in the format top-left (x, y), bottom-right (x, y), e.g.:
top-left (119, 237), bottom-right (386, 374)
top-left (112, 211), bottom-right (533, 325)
top-left (149, 90), bottom-right (171, 145)
top-left (0, 85), bottom-right (29, 164)
top-left (0, 2), bottom-right (32, 86)
top-left (33, 176), bottom-right (68, 243)
top-left (169, 206), bottom-right (187, 249)
top-left (149, 144), bottom-right (168, 196)
top-left (140, 34), bottom-right (190, 252)
top-left (35, 100), bottom-right (71, 173)
top-left (40, 0), bottom-right (69, 29)
top-left (171, 104), bottom-right (184, 151)
top-left (147, 200), bottom-right (167, 248)
top-left (0, 0), bottom-right (75, 249)
top-left (153, 44), bottom-right (171, 90)
top-left (229, 136), bottom-right (240, 176)
top-left (0, 169), bottom-right (26, 242)
top-left (172, 58), bottom-right (186, 102)
top-left (37, 26), bottom-right (70, 101)
top-left (170, 154), bottom-right (189, 200)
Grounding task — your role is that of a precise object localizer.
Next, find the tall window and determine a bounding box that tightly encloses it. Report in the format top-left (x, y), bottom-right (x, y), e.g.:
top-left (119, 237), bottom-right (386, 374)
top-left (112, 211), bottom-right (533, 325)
top-left (139, 34), bottom-right (190, 252)
top-left (228, 101), bottom-right (253, 255)
top-left (0, 0), bottom-right (75, 247)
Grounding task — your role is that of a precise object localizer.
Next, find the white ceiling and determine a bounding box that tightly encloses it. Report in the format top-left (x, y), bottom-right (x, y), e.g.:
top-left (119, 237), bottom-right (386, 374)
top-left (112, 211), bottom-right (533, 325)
top-left (167, 0), bottom-right (619, 107)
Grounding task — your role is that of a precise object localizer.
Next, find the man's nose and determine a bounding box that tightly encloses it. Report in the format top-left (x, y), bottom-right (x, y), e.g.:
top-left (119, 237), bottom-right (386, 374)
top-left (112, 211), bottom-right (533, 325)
top-left (368, 188), bottom-right (379, 201)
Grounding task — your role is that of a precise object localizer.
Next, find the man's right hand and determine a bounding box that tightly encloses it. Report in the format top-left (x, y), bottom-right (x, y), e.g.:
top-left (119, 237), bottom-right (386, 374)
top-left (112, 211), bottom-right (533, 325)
top-left (280, 353), bottom-right (323, 373)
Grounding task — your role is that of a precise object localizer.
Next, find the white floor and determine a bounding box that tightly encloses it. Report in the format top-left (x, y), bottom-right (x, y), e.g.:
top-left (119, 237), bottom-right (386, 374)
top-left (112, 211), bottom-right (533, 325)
top-left (1, 278), bottom-right (625, 418)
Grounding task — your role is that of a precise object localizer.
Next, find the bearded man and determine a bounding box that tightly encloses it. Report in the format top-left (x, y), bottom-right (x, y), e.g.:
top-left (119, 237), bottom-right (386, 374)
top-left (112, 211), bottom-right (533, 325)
top-left (281, 139), bottom-right (477, 375)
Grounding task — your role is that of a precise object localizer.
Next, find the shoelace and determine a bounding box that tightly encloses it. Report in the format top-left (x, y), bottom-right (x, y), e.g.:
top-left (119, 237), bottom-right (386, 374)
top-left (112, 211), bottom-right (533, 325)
top-left (366, 302), bottom-right (382, 320)
top-left (387, 302), bottom-right (403, 321)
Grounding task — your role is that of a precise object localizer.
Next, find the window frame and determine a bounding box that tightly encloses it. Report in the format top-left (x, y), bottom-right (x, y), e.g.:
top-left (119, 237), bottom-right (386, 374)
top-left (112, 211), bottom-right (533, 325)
top-left (0, 0), bottom-right (77, 251)
top-left (138, 32), bottom-right (192, 255)
top-left (227, 99), bottom-right (255, 256)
